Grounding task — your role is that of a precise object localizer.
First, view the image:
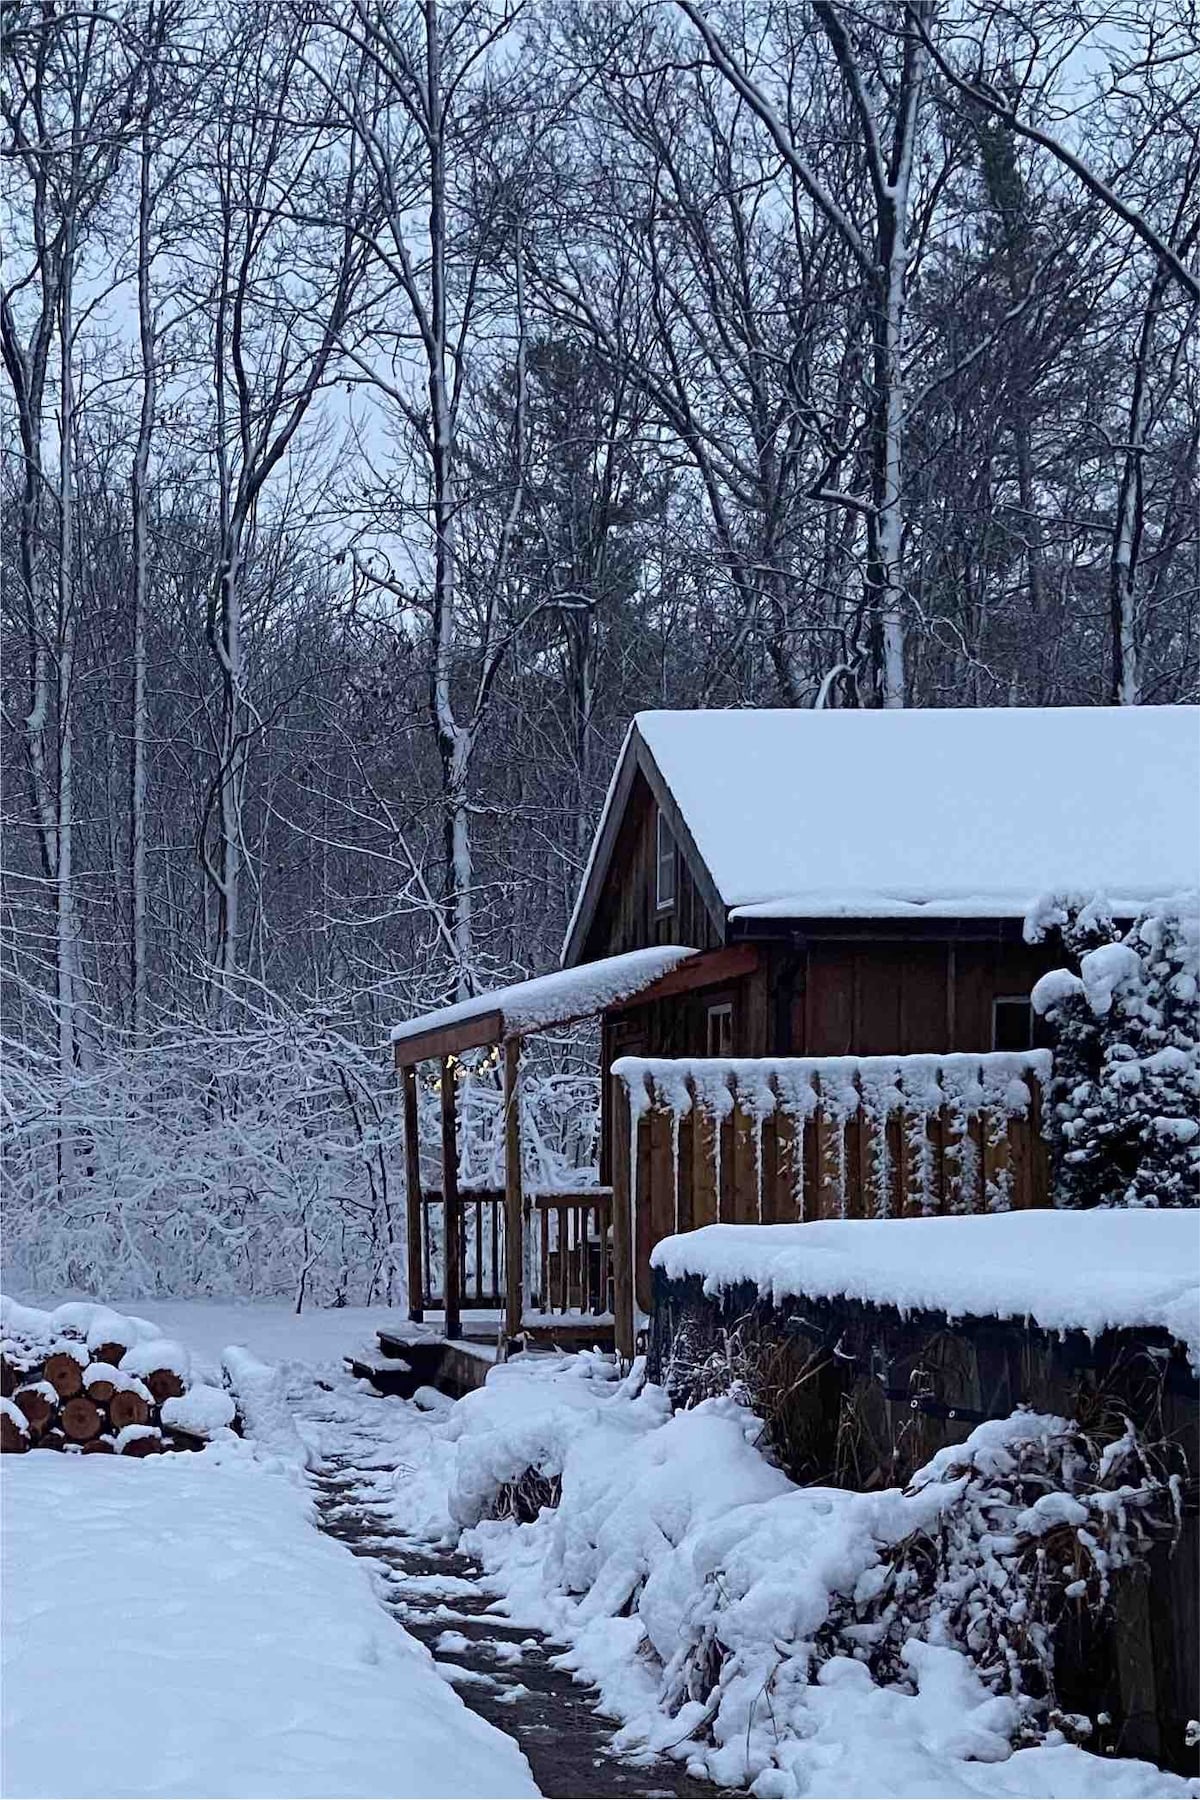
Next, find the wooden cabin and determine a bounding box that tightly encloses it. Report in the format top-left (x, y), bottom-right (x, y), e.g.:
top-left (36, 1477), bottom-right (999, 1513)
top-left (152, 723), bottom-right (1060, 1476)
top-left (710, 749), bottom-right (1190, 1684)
top-left (392, 704), bottom-right (1198, 1356)
top-left (566, 705), bottom-right (1196, 1095)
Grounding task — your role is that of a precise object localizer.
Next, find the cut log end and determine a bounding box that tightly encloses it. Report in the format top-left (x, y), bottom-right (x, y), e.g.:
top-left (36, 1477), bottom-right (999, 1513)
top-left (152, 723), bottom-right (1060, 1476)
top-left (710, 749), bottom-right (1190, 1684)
top-left (61, 1397), bottom-right (103, 1442)
top-left (43, 1352), bottom-right (85, 1400)
top-left (90, 1341), bottom-right (129, 1368)
top-left (108, 1390), bottom-right (151, 1431)
top-left (119, 1432), bottom-right (164, 1457)
top-left (143, 1369), bottom-right (186, 1405)
top-left (14, 1387), bottom-right (56, 1433)
top-left (82, 1436), bottom-right (115, 1454)
top-left (1, 1412), bottom-right (30, 1454)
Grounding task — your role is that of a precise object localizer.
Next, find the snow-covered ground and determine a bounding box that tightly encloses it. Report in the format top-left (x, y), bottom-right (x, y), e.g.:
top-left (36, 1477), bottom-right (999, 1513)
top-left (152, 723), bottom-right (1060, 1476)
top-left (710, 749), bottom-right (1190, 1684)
top-left (294, 1348), bottom-right (1200, 1800)
top-left (5, 1294), bottom-right (1197, 1800)
top-left (5, 1292), bottom-right (411, 1375)
top-left (1, 1295), bottom-right (535, 1800)
top-left (2, 1443), bottom-right (535, 1800)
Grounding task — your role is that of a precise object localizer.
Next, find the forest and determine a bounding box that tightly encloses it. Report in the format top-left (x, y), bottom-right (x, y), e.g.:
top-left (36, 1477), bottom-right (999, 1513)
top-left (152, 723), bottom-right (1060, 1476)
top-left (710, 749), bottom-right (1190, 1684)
top-left (2, 0), bottom-right (1198, 1304)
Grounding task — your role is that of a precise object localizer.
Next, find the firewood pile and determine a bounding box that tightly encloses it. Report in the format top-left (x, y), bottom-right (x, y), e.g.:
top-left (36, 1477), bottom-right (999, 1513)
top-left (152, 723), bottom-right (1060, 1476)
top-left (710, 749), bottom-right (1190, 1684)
top-left (0, 1299), bottom-right (236, 1458)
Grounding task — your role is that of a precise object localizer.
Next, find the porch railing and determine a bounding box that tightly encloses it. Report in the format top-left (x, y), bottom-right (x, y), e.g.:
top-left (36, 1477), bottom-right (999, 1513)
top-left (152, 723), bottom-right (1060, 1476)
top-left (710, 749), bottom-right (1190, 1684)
top-left (610, 1051), bottom-right (1052, 1354)
top-left (417, 1186), bottom-right (612, 1323)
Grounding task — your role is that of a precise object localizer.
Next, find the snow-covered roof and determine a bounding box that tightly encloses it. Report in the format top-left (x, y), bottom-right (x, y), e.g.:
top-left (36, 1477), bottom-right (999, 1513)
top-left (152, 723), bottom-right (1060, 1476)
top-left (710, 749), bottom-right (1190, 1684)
top-left (564, 705), bottom-right (1199, 957)
top-left (650, 1211), bottom-right (1200, 1369)
top-left (390, 945), bottom-right (696, 1058)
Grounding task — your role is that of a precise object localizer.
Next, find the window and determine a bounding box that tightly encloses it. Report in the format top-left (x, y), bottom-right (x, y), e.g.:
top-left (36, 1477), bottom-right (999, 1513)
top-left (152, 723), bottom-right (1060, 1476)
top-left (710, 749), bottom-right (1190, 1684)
top-left (706, 1002), bottom-right (733, 1057)
top-left (992, 996), bottom-right (1033, 1052)
top-left (655, 806), bottom-right (676, 910)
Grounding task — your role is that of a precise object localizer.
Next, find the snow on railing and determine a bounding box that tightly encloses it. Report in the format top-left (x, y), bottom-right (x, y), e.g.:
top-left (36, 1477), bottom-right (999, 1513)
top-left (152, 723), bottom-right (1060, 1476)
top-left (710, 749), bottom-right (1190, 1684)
top-left (612, 1050), bottom-right (1052, 1237)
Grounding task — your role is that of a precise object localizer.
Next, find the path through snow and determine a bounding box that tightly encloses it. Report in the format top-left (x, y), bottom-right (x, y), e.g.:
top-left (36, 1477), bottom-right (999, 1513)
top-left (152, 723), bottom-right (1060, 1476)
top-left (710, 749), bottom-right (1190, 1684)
top-left (295, 1371), bottom-right (728, 1799)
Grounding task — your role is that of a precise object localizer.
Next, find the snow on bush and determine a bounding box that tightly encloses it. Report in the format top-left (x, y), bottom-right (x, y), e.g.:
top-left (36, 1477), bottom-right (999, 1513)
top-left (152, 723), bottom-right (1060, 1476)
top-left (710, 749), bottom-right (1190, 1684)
top-left (1, 1006), bottom-right (601, 1306)
top-left (391, 1356), bottom-right (1194, 1797)
top-left (1028, 893), bottom-right (1199, 1208)
top-left (0, 1016), bottom-right (408, 1308)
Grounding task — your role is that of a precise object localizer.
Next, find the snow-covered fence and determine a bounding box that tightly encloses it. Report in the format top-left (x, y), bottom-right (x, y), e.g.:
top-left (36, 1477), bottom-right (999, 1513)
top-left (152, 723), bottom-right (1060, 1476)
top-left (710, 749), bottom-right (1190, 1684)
top-left (611, 1051), bottom-right (1052, 1323)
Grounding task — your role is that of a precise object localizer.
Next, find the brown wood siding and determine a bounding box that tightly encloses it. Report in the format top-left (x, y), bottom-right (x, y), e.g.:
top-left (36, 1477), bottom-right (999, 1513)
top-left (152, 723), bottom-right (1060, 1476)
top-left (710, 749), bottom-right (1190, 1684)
top-left (581, 770), bottom-right (722, 962)
top-left (797, 937), bottom-right (1058, 1057)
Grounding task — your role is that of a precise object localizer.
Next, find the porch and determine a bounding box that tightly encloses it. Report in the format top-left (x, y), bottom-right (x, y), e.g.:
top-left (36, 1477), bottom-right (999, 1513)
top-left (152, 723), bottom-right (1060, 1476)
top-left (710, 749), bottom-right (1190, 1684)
top-left (393, 954), bottom-right (1053, 1363)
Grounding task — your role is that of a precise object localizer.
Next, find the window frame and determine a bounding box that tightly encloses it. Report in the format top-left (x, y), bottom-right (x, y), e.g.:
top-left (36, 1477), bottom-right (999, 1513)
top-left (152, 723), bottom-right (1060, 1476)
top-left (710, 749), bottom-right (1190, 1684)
top-left (706, 1001), bottom-right (733, 1058)
top-left (654, 806), bottom-right (676, 912)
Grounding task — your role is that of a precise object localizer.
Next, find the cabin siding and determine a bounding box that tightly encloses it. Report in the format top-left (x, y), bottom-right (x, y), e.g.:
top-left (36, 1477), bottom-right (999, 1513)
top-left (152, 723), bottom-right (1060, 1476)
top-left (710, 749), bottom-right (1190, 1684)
top-left (581, 769), bottom-right (722, 963)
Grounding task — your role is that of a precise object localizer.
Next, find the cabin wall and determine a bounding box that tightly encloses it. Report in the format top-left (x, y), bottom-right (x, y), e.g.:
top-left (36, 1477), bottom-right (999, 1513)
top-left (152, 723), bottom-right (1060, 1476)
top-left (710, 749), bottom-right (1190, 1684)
top-left (790, 937), bottom-right (1058, 1056)
top-left (580, 769), bottom-right (722, 962)
top-left (603, 937), bottom-right (1056, 1073)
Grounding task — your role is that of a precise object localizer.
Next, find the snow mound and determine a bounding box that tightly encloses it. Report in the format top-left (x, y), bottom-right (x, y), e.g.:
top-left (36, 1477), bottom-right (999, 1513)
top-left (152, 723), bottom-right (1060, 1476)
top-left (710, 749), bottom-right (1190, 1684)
top-left (161, 1383), bottom-right (236, 1437)
top-left (377, 1356), bottom-right (1196, 1798)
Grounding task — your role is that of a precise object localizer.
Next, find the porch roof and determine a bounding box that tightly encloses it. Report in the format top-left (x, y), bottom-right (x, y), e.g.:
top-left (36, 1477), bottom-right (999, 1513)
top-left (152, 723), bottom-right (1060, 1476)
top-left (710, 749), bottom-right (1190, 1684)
top-left (390, 944), bottom-right (697, 1065)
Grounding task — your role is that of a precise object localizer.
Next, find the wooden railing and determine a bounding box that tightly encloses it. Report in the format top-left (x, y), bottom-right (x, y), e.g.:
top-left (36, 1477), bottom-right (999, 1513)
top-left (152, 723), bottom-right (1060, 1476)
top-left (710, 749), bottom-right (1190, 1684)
top-left (418, 1188), bottom-right (506, 1311)
top-left (533, 1192), bottom-right (612, 1318)
top-left (610, 1051), bottom-right (1052, 1355)
top-left (417, 1186), bottom-right (613, 1324)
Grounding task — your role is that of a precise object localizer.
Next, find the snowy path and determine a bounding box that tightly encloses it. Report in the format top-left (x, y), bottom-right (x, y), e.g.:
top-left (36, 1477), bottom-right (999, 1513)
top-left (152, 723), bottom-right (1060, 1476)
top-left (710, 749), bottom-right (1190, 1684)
top-left (307, 1446), bottom-right (729, 1799)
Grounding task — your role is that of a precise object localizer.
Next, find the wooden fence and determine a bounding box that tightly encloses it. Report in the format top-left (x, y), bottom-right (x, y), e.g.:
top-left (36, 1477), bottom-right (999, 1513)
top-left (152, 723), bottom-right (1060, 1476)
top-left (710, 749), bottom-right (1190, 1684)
top-left (610, 1051), bottom-right (1052, 1346)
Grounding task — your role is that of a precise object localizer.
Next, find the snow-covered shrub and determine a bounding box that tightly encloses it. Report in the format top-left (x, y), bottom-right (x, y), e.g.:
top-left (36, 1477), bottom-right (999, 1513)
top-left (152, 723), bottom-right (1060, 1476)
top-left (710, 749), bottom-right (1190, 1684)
top-left (1028, 893), bottom-right (1199, 1208)
top-left (430, 1356), bottom-right (1188, 1793)
top-left (413, 1060), bottom-right (600, 1195)
top-left (0, 1011), bottom-right (406, 1305)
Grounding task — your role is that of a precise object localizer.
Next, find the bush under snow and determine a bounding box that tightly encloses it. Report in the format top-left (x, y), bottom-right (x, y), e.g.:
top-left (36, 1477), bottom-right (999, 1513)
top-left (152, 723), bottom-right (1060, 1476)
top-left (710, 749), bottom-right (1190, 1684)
top-left (385, 1355), bottom-right (1195, 1798)
top-left (1028, 893), bottom-right (1199, 1209)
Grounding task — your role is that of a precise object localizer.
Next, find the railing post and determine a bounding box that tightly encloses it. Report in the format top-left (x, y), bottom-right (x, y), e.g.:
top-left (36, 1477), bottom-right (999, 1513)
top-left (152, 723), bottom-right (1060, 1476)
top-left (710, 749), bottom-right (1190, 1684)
top-left (503, 1036), bottom-right (523, 1338)
top-left (440, 1056), bottom-right (461, 1342)
top-left (401, 1060), bottom-right (424, 1322)
top-left (610, 1071), bottom-right (635, 1362)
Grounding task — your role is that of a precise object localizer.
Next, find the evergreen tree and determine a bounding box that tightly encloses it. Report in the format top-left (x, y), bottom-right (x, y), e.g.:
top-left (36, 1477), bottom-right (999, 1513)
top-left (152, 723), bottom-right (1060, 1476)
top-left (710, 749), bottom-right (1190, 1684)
top-left (1031, 896), bottom-right (1200, 1207)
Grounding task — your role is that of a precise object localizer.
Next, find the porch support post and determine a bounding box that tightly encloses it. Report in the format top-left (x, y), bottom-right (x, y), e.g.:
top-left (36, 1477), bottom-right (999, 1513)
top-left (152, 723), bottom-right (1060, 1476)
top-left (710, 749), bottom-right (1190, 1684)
top-left (503, 1036), bottom-right (523, 1338)
top-left (440, 1056), bottom-right (462, 1342)
top-left (610, 1071), bottom-right (635, 1362)
top-left (401, 1061), bottom-right (424, 1322)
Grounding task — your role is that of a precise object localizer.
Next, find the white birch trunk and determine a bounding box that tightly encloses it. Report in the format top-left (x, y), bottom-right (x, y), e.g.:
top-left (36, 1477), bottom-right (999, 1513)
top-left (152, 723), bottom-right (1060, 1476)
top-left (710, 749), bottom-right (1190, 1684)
top-left (129, 87), bottom-right (156, 1040)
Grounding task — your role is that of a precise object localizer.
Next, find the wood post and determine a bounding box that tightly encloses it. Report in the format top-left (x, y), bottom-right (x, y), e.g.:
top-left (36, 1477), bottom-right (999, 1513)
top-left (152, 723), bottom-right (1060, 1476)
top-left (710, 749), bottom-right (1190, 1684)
top-left (402, 1062), bottom-right (424, 1322)
top-left (610, 1074), bottom-right (635, 1363)
top-left (503, 1036), bottom-right (523, 1338)
top-left (440, 1056), bottom-right (462, 1342)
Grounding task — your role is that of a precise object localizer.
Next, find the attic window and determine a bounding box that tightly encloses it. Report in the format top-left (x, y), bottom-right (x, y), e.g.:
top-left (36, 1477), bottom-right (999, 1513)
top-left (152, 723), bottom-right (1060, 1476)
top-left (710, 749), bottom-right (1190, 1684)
top-left (655, 807), bottom-right (676, 910)
top-left (993, 996), bottom-right (1033, 1052)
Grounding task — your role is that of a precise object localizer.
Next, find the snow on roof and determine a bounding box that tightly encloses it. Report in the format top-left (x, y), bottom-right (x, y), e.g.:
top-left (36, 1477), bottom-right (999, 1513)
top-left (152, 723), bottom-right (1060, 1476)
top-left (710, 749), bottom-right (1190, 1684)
top-left (390, 945), bottom-right (696, 1050)
top-left (650, 1210), bottom-right (1200, 1369)
top-left (570, 707), bottom-right (1199, 945)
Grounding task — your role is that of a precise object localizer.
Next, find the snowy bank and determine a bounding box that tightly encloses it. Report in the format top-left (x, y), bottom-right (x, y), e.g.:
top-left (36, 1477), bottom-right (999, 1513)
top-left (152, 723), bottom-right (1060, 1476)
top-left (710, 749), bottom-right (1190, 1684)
top-left (374, 1354), bottom-right (1197, 1799)
top-left (1, 1442), bottom-right (536, 1799)
top-left (649, 1210), bottom-right (1200, 1367)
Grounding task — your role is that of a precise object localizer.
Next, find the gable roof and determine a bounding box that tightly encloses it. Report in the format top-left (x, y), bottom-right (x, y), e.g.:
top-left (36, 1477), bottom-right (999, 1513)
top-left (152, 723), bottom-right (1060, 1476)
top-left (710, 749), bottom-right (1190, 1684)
top-left (563, 705), bottom-right (1200, 963)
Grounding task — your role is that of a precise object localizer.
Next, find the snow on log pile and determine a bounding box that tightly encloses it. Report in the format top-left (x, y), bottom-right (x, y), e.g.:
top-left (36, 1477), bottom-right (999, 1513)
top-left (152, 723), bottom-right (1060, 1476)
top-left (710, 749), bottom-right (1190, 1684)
top-left (649, 1209), bottom-right (1200, 1369)
top-left (0, 1297), bottom-right (236, 1456)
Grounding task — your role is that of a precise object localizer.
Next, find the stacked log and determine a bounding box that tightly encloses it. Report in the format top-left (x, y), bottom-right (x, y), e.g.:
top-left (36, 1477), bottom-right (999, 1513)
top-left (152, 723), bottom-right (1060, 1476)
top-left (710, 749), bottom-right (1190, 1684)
top-left (0, 1300), bottom-right (236, 1457)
